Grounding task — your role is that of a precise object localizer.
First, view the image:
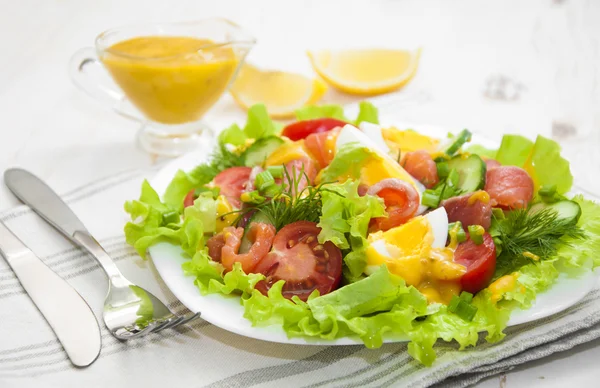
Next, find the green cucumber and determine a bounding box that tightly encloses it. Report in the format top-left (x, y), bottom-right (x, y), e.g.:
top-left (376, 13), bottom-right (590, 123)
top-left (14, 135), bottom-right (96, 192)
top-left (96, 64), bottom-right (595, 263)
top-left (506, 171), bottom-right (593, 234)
top-left (242, 136), bottom-right (285, 167)
top-left (239, 211), bottom-right (273, 253)
top-left (446, 154), bottom-right (486, 193)
top-left (443, 129), bottom-right (472, 156)
top-left (530, 200), bottom-right (582, 225)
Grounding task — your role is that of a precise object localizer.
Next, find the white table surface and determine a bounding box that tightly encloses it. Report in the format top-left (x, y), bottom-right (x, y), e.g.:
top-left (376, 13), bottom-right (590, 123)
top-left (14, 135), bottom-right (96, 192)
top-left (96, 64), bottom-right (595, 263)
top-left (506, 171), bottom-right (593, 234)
top-left (1, 0), bottom-right (599, 386)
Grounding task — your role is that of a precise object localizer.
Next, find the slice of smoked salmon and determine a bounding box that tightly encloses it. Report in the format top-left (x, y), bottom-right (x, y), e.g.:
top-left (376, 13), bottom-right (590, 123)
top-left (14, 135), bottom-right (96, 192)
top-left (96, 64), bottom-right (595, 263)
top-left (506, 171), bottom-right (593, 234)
top-left (484, 166), bottom-right (534, 209)
top-left (401, 150), bottom-right (439, 189)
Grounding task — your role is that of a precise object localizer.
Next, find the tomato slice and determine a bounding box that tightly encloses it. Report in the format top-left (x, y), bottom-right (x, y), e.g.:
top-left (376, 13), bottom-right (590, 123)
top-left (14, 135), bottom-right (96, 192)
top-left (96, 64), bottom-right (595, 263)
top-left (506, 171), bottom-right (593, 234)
top-left (253, 221), bottom-right (342, 301)
top-left (368, 178), bottom-right (420, 231)
top-left (401, 150), bottom-right (439, 189)
top-left (454, 233), bottom-right (497, 294)
top-left (213, 166), bottom-right (252, 209)
top-left (281, 118), bottom-right (347, 141)
top-left (207, 222), bottom-right (276, 273)
top-left (304, 128), bottom-right (340, 168)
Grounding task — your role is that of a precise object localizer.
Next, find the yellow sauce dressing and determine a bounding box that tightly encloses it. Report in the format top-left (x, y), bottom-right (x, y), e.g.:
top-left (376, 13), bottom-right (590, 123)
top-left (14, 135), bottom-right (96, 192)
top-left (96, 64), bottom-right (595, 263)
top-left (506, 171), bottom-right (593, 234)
top-left (215, 196), bottom-right (236, 232)
top-left (522, 251), bottom-right (540, 261)
top-left (468, 190), bottom-right (490, 205)
top-left (102, 36), bottom-right (239, 124)
top-left (488, 273), bottom-right (519, 303)
top-left (366, 217), bottom-right (466, 305)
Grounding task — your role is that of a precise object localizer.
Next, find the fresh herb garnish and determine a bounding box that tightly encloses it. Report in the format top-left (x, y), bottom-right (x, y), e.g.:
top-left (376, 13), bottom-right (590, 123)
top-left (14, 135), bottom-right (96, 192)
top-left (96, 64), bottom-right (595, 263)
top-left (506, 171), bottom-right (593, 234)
top-left (421, 168), bottom-right (463, 207)
top-left (237, 165), bottom-right (337, 231)
top-left (490, 206), bottom-right (585, 277)
top-left (188, 144), bottom-right (246, 186)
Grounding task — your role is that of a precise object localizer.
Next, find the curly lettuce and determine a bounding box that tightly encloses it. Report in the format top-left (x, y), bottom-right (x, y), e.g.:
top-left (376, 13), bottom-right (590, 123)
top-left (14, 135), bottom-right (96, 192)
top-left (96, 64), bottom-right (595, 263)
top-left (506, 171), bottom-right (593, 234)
top-left (318, 180), bottom-right (385, 280)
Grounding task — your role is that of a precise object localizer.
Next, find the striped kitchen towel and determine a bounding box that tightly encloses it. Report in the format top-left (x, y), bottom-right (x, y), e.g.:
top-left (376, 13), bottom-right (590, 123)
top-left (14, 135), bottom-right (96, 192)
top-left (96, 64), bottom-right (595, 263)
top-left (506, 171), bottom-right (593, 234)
top-left (1, 166), bottom-right (599, 388)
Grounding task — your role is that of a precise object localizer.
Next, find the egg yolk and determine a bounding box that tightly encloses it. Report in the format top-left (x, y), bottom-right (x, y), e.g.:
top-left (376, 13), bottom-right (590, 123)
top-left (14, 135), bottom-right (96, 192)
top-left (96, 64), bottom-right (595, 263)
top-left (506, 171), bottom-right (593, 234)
top-left (366, 216), bottom-right (466, 304)
top-left (381, 127), bottom-right (440, 154)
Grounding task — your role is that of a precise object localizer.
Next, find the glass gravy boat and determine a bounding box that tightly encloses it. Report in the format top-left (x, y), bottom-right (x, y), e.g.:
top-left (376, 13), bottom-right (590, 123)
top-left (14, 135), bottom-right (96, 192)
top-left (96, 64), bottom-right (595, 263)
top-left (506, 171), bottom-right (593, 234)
top-left (70, 19), bottom-right (255, 156)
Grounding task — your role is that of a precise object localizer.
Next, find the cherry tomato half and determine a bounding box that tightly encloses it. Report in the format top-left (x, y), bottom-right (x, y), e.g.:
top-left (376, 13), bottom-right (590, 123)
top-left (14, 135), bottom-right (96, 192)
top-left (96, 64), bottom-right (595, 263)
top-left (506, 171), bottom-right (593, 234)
top-left (454, 233), bottom-right (497, 294)
top-left (214, 166), bottom-right (252, 209)
top-left (281, 118), bottom-right (347, 141)
top-left (253, 221), bottom-right (343, 301)
top-left (368, 178), bottom-right (420, 231)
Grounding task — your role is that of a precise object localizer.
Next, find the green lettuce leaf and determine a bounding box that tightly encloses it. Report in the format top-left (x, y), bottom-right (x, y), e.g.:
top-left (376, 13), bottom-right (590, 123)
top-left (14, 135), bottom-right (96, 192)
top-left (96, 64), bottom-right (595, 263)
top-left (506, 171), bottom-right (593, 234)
top-left (526, 136), bottom-right (573, 194)
top-left (124, 182), bottom-right (216, 258)
top-left (218, 123), bottom-right (246, 146)
top-left (318, 180), bottom-right (386, 278)
top-left (319, 143), bottom-right (379, 183)
top-left (354, 101), bottom-right (379, 125)
top-left (294, 101), bottom-right (379, 126)
top-left (557, 195), bottom-right (600, 268)
top-left (183, 251), bottom-right (264, 296)
top-left (466, 144), bottom-right (497, 159)
top-left (244, 103), bottom-right (278, 139)
top-left (217, 103), bottom-right (282, 147)
top-left (295, 104), bottom-right (348, 121)
top-left (495, 134), bottom-right (573, 194)
top-left (495, 134), bottom-right (534, 167)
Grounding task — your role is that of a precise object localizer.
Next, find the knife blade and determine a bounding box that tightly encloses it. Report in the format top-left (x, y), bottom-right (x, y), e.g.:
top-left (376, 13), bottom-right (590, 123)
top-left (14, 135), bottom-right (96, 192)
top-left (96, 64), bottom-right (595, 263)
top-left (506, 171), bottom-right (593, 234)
top-left (0, 220), bottom-right (101, 367)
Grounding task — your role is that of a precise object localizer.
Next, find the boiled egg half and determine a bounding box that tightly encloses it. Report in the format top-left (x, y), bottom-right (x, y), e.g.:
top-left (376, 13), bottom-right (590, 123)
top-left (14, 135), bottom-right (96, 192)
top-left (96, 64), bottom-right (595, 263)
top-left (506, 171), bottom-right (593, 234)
top-left (364, 207), bottom-right (466, 304)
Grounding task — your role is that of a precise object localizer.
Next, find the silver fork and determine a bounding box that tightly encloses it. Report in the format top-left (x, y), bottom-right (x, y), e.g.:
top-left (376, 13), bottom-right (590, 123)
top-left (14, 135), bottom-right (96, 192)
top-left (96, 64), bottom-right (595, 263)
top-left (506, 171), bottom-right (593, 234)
top-left (4, 168), bottom-right (200, 340)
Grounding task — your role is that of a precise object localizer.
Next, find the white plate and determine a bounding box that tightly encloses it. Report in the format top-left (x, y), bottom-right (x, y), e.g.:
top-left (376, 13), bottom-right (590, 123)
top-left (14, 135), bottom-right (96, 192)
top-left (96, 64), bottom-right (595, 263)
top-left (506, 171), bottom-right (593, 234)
top-left (149, 123), bottom-right (598, 345)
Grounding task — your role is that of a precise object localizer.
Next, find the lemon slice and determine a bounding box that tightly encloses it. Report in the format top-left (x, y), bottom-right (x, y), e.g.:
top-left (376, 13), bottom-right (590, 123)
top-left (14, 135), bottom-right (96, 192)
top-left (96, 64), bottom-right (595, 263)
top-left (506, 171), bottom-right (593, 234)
top-left (307, 48), bottom-right (421, 95)
top-left (230, 64), bottom-right (328, 118)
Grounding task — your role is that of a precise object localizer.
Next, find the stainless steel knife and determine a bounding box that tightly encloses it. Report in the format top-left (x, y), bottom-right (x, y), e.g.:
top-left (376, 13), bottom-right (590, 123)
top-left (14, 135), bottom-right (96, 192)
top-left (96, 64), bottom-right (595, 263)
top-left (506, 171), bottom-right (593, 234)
top-left (0, 181), bottom-right (101, 367)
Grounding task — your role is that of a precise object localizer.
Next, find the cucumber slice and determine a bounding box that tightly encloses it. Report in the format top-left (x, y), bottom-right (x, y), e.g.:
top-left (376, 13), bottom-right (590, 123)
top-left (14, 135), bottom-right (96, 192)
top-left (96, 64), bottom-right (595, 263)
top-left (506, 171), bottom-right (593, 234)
top-left (242, 137), bottom-right (285, 167)
top-left (239, 211), bottom-right (273, 253)
top-left (446, 154), bottom-right (486, 193)
top-left (530, 200), bottom-right (582, 225)
top-left (443, 129), bottom-right (472, 156)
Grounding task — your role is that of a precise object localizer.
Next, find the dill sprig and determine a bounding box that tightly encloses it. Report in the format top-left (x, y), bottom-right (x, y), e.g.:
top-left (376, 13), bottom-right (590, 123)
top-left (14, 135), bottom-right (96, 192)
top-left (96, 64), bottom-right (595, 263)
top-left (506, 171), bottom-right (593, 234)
top-left (238, 165), bottom-right (338, 230)
top-left (188, 144), bottom-right (246, 185)
top-left (491, 206), bottom-right (585, 276)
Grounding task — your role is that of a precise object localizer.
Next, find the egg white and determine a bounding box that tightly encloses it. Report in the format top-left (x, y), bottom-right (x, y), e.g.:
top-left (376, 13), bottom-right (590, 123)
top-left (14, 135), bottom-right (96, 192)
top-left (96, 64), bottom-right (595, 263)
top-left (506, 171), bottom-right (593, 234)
top-left (358, 122), bottom-right (391, 155)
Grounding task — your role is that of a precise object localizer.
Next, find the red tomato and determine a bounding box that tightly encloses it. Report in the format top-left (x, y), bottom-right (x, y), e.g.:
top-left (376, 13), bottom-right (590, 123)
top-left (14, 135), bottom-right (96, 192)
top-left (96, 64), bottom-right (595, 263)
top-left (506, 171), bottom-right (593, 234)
top-left (304, 128), bottom-right (340, 168)
top-left (454, 233), bottom-right (497, 294)
top-left (281, 118), bottom-right (347, 141)
top-left (183, 189), bottom-right (196, 208)
top-left (253, 221), bottom-right (342, 301)
top-left (402, 150), bottom-right (439, 189)
top-left (208, 223), bottom-right (276, 273)
top-left (368, 178), bottom-right (420, 231)
top-left (214, 166), bottom-right (252, 209)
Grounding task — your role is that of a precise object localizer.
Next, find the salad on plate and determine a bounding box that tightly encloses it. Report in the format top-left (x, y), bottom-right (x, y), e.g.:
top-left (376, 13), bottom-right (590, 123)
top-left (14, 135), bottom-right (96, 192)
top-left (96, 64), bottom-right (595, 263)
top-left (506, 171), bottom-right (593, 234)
top-left (124, 102), bottom-right (600, 365)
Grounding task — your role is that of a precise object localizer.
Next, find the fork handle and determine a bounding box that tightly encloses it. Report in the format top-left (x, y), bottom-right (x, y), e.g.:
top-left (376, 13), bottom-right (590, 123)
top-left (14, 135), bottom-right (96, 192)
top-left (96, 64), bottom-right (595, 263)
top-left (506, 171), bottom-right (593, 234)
top-left (73, 230), bottom-right (127, 284)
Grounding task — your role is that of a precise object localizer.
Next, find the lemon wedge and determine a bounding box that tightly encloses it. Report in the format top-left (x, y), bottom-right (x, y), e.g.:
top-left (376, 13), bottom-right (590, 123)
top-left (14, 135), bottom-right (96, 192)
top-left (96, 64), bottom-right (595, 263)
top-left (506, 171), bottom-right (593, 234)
top-left (230, 64), bottom-right (328, 118)
top-left (307, 48), bottom-right (421, 95)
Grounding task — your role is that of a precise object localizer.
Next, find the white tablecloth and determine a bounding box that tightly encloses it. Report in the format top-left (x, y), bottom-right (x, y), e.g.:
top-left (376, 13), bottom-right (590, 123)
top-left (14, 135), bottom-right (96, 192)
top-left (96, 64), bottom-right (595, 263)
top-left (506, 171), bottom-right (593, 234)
top-left (1, 0), bottom-right (599, 386)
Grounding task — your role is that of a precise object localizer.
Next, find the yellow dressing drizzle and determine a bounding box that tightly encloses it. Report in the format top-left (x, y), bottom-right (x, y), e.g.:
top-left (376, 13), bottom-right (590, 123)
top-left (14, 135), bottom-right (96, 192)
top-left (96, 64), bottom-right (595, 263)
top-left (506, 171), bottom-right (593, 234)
top-left (523, 251), bottom-right (540, 261)
top-left (488, 273), bottom-right (519, 303)
top-left (468, 190), bottom-right (490, 205)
